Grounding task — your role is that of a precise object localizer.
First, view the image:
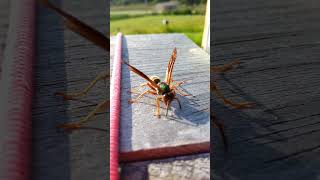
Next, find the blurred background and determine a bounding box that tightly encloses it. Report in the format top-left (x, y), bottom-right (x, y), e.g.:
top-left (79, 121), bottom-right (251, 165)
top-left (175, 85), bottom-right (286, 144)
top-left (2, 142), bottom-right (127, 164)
top-left (110, 0), bottom-right (207, 46)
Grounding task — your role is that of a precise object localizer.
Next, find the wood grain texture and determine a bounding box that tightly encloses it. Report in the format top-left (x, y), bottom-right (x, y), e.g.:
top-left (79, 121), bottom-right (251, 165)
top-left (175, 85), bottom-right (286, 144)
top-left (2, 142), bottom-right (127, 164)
top-left (212, 0), bottom-right (320, 179)
top-left (32, 1), bottom-right (109, 180)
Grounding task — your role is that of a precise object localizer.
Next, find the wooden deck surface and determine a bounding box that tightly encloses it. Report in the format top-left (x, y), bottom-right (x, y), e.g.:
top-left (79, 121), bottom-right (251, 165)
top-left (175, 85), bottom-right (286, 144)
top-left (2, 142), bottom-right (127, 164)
top-left (212, 0), bottom-right (320, 179)
top-left (111, 34), bottom-right (210, 153)
top-left (111, 34), bottom-right (210, 179)
top-left (32, 1), bottom-right (108, 179)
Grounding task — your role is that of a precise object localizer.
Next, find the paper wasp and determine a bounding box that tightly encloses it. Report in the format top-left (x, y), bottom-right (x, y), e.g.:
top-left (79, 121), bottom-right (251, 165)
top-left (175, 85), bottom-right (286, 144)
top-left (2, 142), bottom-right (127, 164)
top-left (123, 48), bottom-right (191, 118)
top-left (38, 0), bottom-right (109, 131)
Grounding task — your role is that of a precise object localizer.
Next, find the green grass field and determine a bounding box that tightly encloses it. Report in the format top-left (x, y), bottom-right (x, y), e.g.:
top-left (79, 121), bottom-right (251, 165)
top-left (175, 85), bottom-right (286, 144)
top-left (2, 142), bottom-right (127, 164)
top-left (110, 15), bottom-right (205, 46)
top-left (110, 3), bottom-right (206, 46)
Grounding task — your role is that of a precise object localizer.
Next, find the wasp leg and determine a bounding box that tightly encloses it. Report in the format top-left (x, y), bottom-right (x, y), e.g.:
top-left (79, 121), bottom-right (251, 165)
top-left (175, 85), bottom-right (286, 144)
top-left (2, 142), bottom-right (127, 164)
top-left (171, 80), bottom-right (192, 96)
top-left (211, 111), bottom-right (228, 151)
top-left (172, 80), bottom-right (187, 86)
top-left (57, 99), bottom-right (109, 131)
top-left (128, 87), bottom-right (141, 95)
top-left (211, 82), bottom-right (254, 109)
top-left (211, 60), bottom-right (240, 73)
top-left (55, 71), bottom-right (109, 100)
top-left (128, 82), bottom-right (149, 94)
top-left (140, 82), bottom-right (148, 87)
top-left (154, 96), bottom-right (162, 118)
top-left (130, 89), bottom-right (157, 103)
top-left (165, 101), bottom-right (172, 116)
top-left (128, 89), bottom-right (156, 104)
top-left (175, 87), bottom-right (192, 96)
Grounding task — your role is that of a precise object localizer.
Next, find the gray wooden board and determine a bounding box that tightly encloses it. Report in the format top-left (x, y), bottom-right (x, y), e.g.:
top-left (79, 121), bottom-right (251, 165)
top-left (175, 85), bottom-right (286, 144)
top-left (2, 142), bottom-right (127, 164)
top-left (32, 1), bottom-right (109, 180)
top-left (111, 34), bottom-right (210, 153)
top-left (212, 0), bottom-right (320, 179)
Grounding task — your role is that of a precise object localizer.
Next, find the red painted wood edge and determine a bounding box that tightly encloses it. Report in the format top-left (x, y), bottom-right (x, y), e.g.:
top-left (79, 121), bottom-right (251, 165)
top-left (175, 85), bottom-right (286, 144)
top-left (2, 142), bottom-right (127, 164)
top-left (0, 0), bottom-right (35, 180)
top-left (110, 33), bottom-right (123, 180)
top-left (119, 142), bottom-right (210, 163)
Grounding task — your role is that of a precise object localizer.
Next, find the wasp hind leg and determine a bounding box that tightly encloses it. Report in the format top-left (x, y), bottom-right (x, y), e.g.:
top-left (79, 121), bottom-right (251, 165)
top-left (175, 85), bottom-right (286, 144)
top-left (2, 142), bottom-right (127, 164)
top-left (175, 87), bottom-right (192, 97)
top-left (55, 71), bottom-right (109, 100)
top-left (57, 100), bottom-right (109, 131)
top-left (171, 80), bottom-right (192, 96)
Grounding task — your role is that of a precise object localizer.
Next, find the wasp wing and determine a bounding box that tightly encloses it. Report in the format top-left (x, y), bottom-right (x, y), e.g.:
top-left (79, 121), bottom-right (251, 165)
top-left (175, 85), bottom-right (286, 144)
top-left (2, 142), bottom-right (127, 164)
top-left (38, 0), bottom-right (109, 51)
top-left (123, 62), bottom-right (161, 92)
top-left (165, 48), bottom-right (177, 85)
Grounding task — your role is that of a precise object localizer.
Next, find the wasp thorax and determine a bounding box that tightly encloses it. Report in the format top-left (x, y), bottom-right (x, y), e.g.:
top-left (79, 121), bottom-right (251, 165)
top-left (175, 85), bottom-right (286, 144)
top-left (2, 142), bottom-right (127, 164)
top-left (150, 75), bottom-right (161, 84)
top-left (159, 82), bottom-right (170, 94)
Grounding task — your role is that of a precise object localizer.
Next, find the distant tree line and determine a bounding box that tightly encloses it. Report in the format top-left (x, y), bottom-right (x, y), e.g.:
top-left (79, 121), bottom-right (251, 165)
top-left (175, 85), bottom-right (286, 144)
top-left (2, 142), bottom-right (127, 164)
top-left (111, 0), bottom-right (207, 5)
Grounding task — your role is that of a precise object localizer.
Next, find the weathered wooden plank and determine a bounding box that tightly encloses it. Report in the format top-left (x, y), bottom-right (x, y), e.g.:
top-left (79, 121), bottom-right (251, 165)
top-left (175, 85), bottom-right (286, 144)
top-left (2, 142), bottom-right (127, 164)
top-left (32, 1), bottom-right (109, 180)
top-left (111, 34), bottom-right (210, 179)
top-left (212, 0), bottom-right (320, 179)
top-left (111, 34), bottom-right (210, 153)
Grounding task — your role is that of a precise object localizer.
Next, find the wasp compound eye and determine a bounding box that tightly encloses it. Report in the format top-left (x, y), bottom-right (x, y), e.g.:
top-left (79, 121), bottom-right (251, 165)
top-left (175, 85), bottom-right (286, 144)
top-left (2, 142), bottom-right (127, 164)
top-left (154, 78), bottom-right (160, 84)
top-left (150, 75), bottom-right (161, 84)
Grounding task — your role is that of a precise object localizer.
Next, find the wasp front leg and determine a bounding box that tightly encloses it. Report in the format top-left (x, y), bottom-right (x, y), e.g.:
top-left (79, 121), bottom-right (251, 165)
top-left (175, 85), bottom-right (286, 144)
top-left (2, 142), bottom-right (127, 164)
top-left (140, 82), bottom-right (148, 87)
top-left (154, 96), bottom-right (162, 118)
top-left (55, 71), bottom-right (109, 100)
